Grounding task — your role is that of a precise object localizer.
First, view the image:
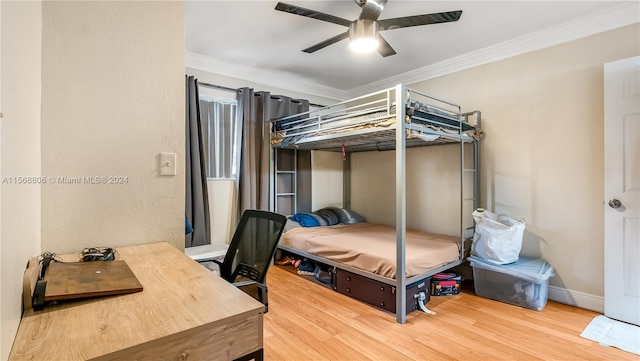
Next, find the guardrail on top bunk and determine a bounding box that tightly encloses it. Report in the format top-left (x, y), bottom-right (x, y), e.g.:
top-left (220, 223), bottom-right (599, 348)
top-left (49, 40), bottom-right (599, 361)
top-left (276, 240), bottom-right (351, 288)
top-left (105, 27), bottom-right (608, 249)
top-left (270, 86), bottom-right (395, 149)
top-left (270, 85), bottom-right (479, 152)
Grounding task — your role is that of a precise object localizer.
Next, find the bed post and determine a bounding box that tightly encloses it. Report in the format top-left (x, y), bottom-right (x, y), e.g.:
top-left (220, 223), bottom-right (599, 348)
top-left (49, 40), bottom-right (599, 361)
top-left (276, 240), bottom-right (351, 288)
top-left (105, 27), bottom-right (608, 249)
top-left (395, 84), bottom-right (407, 324)
top-left (459, 106), bottom-right (465, 258)
top-left (474, 111), bottom-right (482, 210)
top-left (343, 153), bottom-right (351, 209)
top-left (269, 144), bottom-right (275, 213)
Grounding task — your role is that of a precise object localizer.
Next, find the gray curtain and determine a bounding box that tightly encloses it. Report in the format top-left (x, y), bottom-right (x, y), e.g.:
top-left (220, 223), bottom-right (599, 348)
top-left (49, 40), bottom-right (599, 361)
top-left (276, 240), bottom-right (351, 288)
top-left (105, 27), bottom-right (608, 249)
top-left (185, 76), bottom-right (211, 247)
top-left (236, 88), bottom-right (309, 218)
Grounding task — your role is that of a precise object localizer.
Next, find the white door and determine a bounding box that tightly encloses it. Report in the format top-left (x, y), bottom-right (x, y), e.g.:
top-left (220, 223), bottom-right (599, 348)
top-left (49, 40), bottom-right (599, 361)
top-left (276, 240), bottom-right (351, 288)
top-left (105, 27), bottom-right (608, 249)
top-left (604, 56), bottom-right (640, 326)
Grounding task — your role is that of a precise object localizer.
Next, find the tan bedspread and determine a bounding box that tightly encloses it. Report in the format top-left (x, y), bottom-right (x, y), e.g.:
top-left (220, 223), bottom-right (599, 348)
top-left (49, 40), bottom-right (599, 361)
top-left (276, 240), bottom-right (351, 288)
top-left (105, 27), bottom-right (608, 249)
top-left (281, 222), bottom-right (460, 279)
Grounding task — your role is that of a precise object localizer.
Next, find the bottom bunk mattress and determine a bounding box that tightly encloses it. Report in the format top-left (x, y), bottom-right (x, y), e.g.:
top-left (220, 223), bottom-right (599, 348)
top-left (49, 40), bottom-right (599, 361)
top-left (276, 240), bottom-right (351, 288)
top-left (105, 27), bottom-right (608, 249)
top-left (280, 222), bottom-right (460, 279)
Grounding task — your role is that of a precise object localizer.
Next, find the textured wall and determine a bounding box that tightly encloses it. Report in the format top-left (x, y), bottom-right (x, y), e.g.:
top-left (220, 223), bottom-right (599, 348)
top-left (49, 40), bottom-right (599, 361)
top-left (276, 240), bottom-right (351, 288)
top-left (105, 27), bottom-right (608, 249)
top-left (352, 143), bottom-right (468, 236)
top-left (311, 151), bottom-right (343, 210)
top-left (41, 1), bottom-right (185, 253)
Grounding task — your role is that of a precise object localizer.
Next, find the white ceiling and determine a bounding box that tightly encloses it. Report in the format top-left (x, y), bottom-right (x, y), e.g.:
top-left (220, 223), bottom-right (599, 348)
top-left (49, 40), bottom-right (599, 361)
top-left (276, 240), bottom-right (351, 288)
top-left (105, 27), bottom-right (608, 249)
top-left (185, 1), bottom-right (638, 98)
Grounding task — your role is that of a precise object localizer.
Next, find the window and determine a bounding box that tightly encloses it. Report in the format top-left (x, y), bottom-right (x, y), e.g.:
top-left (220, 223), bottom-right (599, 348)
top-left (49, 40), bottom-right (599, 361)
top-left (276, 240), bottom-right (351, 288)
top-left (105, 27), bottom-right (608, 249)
top-left (199, 96), bottom-right (240, 179)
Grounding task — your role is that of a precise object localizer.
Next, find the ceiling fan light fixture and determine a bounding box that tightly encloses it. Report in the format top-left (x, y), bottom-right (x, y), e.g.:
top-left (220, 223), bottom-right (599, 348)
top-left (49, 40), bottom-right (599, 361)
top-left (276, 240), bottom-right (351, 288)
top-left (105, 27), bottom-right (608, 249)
top-left (349, 19), bottom-right (379, 53)
top-left (275, 1), bottom-right (462, 57)
top-left (349, 37), bottom-right (379, 53)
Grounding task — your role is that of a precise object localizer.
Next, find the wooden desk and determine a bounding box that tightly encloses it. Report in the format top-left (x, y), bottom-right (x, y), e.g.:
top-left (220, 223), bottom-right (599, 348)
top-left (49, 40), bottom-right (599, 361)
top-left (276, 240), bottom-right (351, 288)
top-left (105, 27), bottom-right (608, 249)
top-left (9, 242), bottom-right (264, 361)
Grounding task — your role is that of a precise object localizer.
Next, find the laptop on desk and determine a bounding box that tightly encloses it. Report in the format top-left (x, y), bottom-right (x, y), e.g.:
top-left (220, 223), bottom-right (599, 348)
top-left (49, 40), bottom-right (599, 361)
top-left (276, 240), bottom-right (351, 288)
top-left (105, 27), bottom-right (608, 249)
top-left (43, 260), bottom-right (143, 302)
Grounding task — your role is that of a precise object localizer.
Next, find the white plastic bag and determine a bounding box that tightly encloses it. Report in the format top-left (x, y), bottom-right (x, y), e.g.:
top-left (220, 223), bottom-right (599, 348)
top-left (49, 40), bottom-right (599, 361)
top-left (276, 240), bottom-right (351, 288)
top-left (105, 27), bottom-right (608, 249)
top-left (471, 209), bottom-right (525, 264)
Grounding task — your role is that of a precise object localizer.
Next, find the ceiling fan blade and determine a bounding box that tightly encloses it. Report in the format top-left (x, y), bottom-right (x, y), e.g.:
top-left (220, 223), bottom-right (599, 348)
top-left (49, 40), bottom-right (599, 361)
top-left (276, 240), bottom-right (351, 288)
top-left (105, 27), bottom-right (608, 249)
top-left (376, 34), bottom-right (396, 57)
top-left (359, 0), bottom-right (388, 21)
top-left (302, 31), bottom-right (350, 53)
top-left (275, 2), bottom-right (352, 27)
top-left (378, 10), bottom-right (462, 31)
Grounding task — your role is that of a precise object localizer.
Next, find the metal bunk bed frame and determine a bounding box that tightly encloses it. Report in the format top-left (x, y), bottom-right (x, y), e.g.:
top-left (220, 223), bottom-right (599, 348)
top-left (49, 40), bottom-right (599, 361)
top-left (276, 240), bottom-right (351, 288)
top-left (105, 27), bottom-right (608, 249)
top-left (270, 84), bottom-right (481, 324)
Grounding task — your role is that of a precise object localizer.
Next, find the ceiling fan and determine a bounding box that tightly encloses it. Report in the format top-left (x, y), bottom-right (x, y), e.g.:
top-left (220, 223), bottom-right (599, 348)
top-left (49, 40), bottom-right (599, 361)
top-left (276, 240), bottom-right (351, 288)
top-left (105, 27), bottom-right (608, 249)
top-left (274, 0), bottom-right (462, 57)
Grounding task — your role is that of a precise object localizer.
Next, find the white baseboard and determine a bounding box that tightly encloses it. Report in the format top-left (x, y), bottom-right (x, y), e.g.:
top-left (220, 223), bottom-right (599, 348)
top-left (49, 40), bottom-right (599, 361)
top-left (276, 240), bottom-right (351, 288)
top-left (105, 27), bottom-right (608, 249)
top-left (548, 285), bottom-right (604, 313)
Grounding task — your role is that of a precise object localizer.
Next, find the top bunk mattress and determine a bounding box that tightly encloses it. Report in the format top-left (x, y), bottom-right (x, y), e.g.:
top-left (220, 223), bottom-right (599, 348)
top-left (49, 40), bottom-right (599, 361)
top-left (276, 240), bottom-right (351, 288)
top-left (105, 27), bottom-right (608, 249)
top-left (280, 222), bottom-right (460, 279)
top-left (271, 97), bottom-right (479, 149)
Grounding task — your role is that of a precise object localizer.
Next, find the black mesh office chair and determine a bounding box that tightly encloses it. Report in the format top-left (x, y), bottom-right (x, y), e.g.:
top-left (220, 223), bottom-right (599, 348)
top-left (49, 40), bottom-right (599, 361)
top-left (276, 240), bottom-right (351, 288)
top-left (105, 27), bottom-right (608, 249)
top-left (203, 210), bottom-right (286, 313)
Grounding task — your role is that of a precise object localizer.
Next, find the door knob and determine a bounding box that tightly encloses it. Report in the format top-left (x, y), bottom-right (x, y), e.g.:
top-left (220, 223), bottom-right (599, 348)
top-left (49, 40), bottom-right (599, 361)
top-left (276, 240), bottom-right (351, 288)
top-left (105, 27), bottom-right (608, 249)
top-left (608, 199), bottom-right (622, 209)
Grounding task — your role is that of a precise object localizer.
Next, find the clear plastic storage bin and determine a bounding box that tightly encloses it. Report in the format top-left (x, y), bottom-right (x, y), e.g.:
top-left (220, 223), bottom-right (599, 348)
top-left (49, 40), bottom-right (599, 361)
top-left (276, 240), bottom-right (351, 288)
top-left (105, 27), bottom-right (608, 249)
top-left (468, 255), bottom-right (555, 311)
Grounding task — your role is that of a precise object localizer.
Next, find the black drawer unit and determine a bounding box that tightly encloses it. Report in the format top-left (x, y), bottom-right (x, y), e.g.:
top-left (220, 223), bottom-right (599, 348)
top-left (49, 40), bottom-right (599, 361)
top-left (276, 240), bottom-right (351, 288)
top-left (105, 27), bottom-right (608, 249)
top-left (334, 269), bottom-right (430, 314)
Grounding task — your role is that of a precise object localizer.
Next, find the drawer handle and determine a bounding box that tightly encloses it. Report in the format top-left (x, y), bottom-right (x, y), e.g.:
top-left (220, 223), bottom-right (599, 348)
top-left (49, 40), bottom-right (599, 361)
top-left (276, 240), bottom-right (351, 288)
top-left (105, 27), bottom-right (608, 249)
top-left (346, 288), bottom-right (351, 293)
top-left (346, 276), bottom-right (351, 281)
top-left (380, 302), bottom-right (385, 306)
top-left (380, 287), bottom-right (384, 291)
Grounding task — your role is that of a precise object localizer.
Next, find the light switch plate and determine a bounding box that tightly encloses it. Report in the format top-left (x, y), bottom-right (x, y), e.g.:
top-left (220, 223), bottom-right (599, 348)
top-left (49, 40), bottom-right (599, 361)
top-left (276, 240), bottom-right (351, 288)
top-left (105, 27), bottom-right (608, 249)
top-left (160, 152), bottom-right (176, 176)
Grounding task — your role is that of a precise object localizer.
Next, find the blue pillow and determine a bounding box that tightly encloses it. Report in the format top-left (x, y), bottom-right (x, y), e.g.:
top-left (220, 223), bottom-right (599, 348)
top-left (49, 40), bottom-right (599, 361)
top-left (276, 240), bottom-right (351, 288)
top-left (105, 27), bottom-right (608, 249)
top-left (291, 213), bottom-right (321, 227)
top-left (185, 214), bottom-right (194, 235)
top-left (292, 208), bottom-right (366, 227)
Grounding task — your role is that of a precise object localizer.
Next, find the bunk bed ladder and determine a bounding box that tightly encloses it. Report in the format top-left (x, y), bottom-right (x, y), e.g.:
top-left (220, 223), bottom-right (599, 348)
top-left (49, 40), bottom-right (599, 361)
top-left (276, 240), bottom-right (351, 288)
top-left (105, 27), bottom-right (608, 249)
top-left (461, 141), bottom-right (475, 256)
top-left (273, 148), bottom-right (298, 216)
top-left (461, 111), bottom-right (482, 254)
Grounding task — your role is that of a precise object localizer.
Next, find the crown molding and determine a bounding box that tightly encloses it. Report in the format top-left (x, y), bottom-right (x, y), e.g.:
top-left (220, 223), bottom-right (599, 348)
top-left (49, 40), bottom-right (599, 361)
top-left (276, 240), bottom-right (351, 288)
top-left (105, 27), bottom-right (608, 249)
top-left (185, 52), bottom-right (348, 101)
top-left (348, 2), bottom-right (640, 97)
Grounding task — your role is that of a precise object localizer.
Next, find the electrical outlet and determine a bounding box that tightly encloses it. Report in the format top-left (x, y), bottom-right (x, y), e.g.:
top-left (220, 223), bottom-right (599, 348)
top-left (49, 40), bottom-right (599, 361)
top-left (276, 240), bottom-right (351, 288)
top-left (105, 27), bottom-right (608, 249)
top-left (160, 152), bottom-right (176, 176)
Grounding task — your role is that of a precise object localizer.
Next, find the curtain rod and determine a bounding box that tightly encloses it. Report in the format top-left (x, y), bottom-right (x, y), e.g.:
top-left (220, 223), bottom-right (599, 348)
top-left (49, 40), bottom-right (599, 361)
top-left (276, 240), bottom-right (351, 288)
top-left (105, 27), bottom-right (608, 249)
top-left (197, 81), bottom-right (239, 93)
top-left (197, 80), bottom-right (325, 108)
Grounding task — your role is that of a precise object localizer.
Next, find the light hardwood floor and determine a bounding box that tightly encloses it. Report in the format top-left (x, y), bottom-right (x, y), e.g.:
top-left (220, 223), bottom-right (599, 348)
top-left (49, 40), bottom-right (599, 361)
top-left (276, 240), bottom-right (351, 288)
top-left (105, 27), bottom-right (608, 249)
top-left (263, 266), bottom-right (636, 361)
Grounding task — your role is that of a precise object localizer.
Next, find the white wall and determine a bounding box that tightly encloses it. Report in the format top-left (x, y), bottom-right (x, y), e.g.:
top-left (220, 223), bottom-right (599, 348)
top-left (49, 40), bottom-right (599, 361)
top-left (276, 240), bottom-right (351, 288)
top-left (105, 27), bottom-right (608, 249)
top-left (0, 2), bottom-right (42, 359)
top-left (351, 24), bottom-right (640, 303)
top-left (207, 179), bottom-right (235, 245)
top-left (40, 1), bottom-right (185, 253)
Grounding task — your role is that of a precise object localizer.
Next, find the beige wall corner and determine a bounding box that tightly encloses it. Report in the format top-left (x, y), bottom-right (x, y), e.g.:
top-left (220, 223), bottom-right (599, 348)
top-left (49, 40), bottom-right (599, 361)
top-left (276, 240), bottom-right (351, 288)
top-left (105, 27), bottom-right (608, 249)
top-left (0, 1), bottom-right (42, 359)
